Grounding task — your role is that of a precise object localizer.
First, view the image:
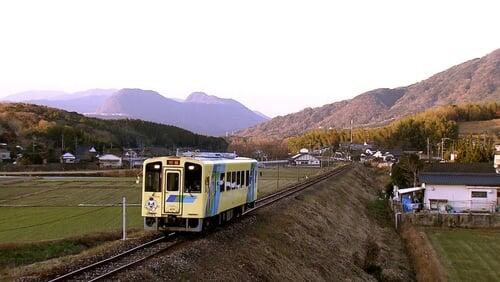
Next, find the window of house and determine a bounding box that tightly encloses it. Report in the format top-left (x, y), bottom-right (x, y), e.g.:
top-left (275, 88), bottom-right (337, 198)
top-left (471, 191), bottom-right (487, 198)
top-left (429, 199), bottom-right (447, 210)
top-left (219, 173), bottom-right (225, 192)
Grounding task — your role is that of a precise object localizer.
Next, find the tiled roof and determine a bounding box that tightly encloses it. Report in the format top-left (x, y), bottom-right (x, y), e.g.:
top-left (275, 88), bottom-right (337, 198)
top-left (420, 173), bottom-right (500, 186)
top-left (422, 162), bottom-right (495, 173)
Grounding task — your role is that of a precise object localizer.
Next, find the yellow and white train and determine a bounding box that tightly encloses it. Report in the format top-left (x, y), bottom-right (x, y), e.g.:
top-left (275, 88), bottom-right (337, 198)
top-left (141, 153), bottom-right (258, 232)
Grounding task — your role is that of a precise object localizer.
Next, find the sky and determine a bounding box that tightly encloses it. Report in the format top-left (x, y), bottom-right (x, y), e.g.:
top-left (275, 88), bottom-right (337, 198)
top-left (0, 0), bottom-right (499, 117)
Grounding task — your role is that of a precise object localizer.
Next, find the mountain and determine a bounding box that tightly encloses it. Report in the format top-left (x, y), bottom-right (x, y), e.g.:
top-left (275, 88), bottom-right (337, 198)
top-left (239, 48), bottom-right (500, 138)
top-left (3, 89), bottom-right (117, 113)
top-left (0, 103), bottom-right (228, 163)
top-left (3, 90), bottom-right (69, 101)
top-left (96, 90), bottom-right (268, 136)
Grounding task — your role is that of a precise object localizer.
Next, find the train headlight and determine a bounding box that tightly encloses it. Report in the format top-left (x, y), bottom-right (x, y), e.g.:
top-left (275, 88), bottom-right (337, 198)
top-left (154, 164), bottom-right (161, 170)
top-left (188, 165), bottom-right (195, 170)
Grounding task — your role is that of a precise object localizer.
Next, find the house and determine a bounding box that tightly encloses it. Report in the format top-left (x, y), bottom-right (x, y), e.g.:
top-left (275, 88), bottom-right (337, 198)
top-left (290, 149), bottom-right (320, 167)
top-left (420, 163), bottom-right (500, 213)
top-left (98, 154), bottom-right (122, 168)
top-left (60, 152), bottom-right (76, 164)
top-left (75, 146), bottom-right (98, 162)
top-left (0, 148), bottom-right (11, 161)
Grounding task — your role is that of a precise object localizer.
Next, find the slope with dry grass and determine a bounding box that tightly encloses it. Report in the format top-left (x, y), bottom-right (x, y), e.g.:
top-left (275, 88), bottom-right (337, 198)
top-left (117, 165), bottom-right (414, 281)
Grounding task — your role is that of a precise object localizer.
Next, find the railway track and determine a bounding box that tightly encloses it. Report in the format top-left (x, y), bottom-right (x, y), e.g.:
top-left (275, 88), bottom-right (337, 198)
top-left (248, 164), bottom-right (352, 212)
top-left (48, 164), bottom-right (351, 281)
top-left (48, 233), bottom-right (180, 282)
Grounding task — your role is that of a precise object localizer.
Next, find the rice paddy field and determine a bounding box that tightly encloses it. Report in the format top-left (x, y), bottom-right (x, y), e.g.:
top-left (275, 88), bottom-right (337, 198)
top-left (427, 228), bottom-right (500, 281)
top-left (0, 166), bottom-right (328, 243)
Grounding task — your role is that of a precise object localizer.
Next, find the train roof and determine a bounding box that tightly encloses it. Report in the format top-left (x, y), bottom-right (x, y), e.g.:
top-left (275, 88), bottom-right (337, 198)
top-left (144, 155), bottom-right (257, 165)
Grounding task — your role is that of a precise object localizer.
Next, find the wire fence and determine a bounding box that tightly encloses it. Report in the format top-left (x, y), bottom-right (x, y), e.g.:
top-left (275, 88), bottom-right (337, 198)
top-left (0, 163), bottom-right (343, 243)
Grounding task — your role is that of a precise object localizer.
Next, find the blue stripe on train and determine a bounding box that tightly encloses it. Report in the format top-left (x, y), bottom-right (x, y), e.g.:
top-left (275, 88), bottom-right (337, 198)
top-left (166, 195), bottom-right (197, 203)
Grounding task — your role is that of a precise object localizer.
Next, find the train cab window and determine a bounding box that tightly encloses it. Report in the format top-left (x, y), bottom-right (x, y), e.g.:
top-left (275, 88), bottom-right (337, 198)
top-left (245, 170), bottom-right (250, 187)
top-left (185, 162), bottom-right (202, 193)
top-left (145, 162), bottom-right (162, 192)
top-left (219, 173), bottom-right (225, 192)
top-left (232, 172), bottom-right (237, 189)
top-left (166, 172), bottom-right (179, 191)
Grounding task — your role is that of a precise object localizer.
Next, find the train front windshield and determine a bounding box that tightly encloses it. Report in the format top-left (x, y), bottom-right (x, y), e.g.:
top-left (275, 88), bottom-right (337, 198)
top-left (145, 162), bottom-right (162, 192)
top-left (185, 162), bottom-right (202, 193)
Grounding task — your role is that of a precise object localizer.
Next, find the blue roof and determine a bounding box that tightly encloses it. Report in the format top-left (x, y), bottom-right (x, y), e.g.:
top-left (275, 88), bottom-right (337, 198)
top-left (420, 173), bottom-right (500, 186)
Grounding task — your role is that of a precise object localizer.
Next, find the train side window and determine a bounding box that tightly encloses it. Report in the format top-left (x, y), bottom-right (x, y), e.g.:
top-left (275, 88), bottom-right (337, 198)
top-left (236, 171), bottom-right (241, 187)
top-left (226, 172), bottom-right (232, 190)
top-left (245, 170), bottom-right (250, 187)
top-left (219, 173), bottom-right (225, 192)
top-left (232, 171), bottom-right (237, 189)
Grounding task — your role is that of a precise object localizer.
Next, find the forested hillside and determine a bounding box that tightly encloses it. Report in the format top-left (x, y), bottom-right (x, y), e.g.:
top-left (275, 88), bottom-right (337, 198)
top-left (287, 103), bottom-right (499, 152)
top-left (0, 103), bottom-right (228, 163)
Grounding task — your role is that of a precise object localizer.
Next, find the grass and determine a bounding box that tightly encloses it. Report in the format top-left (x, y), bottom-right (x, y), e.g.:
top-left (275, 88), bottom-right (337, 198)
top-left (427, 228), bottom-right (500, 281)
top-left (366, 198), bottom-right (391, 227)
top-left (0, 166), bottom-right (329, 244)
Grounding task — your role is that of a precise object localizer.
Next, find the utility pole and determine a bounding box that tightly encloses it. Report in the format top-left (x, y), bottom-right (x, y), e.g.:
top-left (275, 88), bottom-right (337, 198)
top-left (61, 134), bottom-right (64, 153)
top-left (441, 138), bottom-right (444, 161)
top-left (74, 137), bottom-right (78, 153)
top-left (427, 138), bottom-right (430, 162)
top-left (350, 119), bottom-right (353, 144)
top-left (122, 197), bottom-right (127, 241)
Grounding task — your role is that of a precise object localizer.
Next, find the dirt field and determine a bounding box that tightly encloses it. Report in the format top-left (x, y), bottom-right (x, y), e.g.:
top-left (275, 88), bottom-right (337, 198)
top-left (115, 165), bottom-right (414, 281)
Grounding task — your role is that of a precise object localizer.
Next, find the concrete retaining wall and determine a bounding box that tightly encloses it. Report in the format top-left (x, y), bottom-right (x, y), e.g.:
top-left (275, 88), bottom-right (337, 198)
top-left (402, 212), bottom-right (500, 228)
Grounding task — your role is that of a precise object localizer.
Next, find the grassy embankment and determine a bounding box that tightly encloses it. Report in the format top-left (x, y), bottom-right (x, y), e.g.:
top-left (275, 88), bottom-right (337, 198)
top-left (0, 166), bottom-right (327, 270)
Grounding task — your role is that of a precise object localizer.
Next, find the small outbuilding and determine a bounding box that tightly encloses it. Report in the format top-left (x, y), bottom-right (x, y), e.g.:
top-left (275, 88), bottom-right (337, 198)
top-left (0, 148), bottom-right (11, 161)
top-left (61, 152), bottom-right (76, 164)
top-left (98, 154), bottom-right (122, 168)
top-left (420, 163), bottom-right (500, 213)
top-left (290, 149), bottom-right (320, 167)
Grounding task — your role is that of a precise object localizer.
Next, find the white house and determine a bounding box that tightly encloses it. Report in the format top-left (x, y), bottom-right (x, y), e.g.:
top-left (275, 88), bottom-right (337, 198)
top-left (420, 164), bottom-right (500, 213)
top-left (60, 152), bottom-right (76, 164)
top-left (290, 150), bottom-right (320, 167)
top-left (98, 154), bottom-right (122, 168)
top-left (0, 148), bottom-right (11, 161)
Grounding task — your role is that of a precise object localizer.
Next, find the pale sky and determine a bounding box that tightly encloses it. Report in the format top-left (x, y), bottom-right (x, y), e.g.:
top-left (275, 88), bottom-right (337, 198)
top-left (0, 0), bottom-right (499, 117)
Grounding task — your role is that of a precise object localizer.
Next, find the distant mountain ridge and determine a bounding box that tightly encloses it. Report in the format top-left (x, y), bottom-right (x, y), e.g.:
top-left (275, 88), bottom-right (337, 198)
top-left (96, 89), bottom-right (268, 136)
top-left (239, 48), bottom-right (500, 138)
top-left (2, 89), bottom-right (269, 136)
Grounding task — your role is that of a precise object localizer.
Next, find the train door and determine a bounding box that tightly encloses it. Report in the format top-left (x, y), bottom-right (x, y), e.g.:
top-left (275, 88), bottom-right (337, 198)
top-left (164, 169), bottom-right (183, 214)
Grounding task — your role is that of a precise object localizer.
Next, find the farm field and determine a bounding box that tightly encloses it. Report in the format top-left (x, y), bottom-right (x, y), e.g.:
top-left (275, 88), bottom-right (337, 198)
top-left (458, 118), bottom-right (500, 142)
top-left (427, 228), bottom-right (500, 281)
top-left (0, 166), bottom-right (330, 243)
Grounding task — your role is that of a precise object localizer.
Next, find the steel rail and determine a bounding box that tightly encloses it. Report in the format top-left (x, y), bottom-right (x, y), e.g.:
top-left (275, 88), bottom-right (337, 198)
top-left (48, 233), bottom-right (174, 282)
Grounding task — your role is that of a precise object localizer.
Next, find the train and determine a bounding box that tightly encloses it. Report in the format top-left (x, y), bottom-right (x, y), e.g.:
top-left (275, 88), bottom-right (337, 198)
top-left (141, 152), bottom-right (258, 232)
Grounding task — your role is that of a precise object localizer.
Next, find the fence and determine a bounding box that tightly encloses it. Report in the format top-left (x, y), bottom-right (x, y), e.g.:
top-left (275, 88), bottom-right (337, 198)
top-left (393, 199), bottom-right (498, 214)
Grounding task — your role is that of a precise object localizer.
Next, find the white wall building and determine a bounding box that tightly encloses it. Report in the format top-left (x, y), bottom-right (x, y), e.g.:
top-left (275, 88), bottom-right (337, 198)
top-left (420, 169), bottom-right (500, 213)
top-left (290, 152), bottom-right (320, 167)
top-left (98, 154), bottom-right (122, 168)
top-left (60, 152), bottom-right (76, 164)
